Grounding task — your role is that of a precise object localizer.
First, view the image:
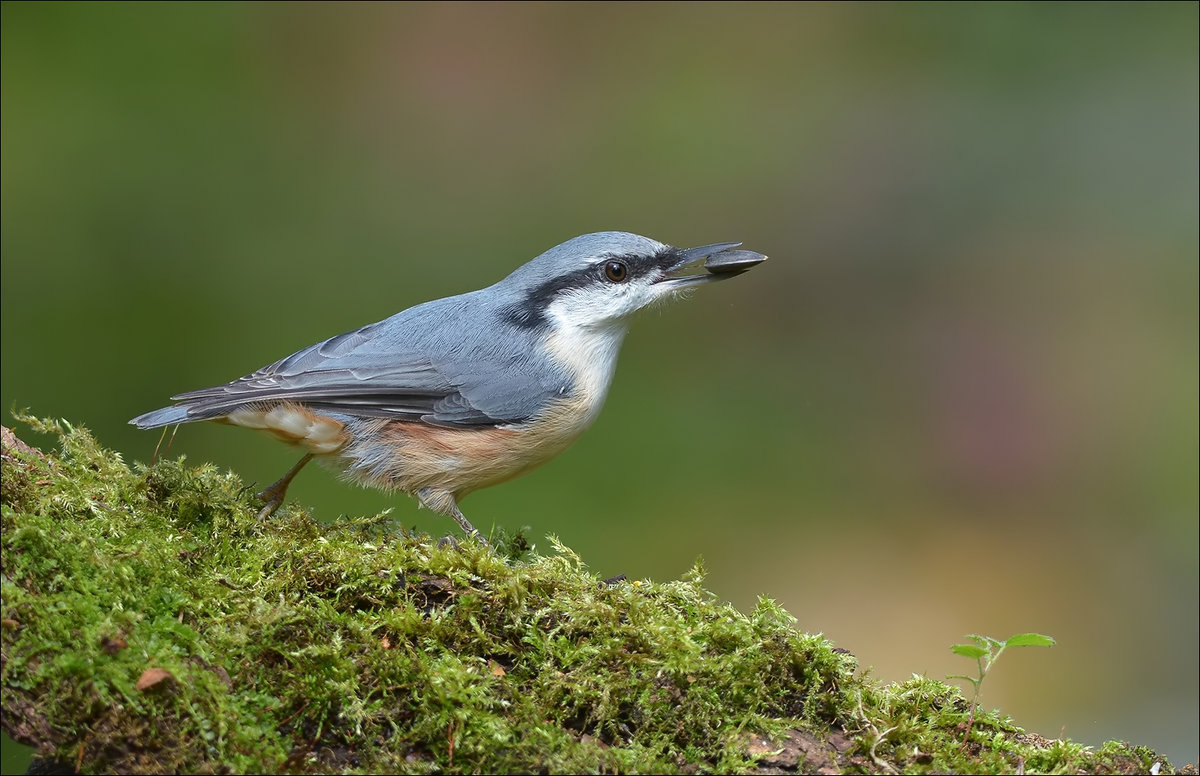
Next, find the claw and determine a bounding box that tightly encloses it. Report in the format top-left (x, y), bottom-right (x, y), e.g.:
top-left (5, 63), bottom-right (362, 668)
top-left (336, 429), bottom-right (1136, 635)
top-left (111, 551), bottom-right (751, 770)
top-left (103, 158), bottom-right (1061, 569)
top-left (254, 453), bottom-right (314, 520)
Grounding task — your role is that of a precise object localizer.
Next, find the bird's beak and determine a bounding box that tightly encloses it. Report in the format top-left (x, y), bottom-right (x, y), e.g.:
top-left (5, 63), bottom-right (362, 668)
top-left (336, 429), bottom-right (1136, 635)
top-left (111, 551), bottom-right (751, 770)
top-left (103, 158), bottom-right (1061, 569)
top-left (655, 242), bottom-right (768, 288)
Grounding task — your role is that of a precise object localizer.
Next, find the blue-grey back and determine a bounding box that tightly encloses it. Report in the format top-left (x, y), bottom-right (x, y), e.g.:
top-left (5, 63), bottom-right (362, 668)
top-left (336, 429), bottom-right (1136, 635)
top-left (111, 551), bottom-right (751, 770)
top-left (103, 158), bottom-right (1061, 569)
top-left (134, 286), bottom-right (572, 429)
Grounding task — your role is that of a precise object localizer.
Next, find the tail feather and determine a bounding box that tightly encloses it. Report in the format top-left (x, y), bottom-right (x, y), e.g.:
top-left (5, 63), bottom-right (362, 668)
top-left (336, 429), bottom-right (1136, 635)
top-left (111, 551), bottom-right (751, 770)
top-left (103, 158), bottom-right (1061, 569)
top-left (129, 405), bottom-right (195, 429)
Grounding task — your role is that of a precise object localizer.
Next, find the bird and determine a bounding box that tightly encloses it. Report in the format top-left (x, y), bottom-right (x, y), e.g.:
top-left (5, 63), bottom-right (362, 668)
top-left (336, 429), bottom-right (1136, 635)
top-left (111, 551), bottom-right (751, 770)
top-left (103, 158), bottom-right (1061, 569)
top-left (131, 231), bottom-right (766, 540)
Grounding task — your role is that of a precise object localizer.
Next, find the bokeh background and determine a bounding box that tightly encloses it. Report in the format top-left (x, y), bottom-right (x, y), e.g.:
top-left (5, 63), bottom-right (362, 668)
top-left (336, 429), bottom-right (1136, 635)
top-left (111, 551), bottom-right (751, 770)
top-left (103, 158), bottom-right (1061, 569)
top-left (3, 2), bottom-right (1196, 770)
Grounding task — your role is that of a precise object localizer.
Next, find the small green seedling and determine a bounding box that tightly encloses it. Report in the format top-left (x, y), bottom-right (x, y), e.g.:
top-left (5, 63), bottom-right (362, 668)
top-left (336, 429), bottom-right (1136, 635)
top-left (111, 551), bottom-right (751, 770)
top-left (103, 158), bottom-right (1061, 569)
top-left (949, 632), bottom-right (1056, 746)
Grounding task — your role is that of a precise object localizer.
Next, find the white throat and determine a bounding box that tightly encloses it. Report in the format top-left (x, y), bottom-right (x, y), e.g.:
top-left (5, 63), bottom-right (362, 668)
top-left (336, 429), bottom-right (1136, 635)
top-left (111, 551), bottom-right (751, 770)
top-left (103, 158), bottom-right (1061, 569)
top-left (543, 299), bottom-right (630, 425)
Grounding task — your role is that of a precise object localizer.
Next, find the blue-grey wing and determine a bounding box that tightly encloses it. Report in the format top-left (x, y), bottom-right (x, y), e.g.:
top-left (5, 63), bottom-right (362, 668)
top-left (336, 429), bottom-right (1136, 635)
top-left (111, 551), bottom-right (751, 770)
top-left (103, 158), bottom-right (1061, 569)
top-left (131, 298), bottom-right (566, 429)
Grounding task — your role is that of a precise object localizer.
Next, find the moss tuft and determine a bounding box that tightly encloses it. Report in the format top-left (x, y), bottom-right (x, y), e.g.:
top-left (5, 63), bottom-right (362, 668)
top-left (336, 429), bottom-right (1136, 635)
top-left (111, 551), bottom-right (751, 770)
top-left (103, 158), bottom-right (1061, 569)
top-left (1, 417), bottom-right (1187, 774)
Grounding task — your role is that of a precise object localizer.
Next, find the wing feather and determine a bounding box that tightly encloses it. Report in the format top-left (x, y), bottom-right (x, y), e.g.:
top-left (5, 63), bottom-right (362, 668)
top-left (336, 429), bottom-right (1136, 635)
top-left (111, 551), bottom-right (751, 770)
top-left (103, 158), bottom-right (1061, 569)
top-left (131, 296), bottom-right (568, 430)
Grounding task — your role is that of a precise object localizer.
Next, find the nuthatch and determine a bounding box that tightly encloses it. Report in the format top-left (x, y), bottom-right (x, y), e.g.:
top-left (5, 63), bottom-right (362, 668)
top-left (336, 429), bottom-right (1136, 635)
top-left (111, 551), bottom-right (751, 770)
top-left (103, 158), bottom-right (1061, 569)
top-left (131, 232), bottom-right (766, 539)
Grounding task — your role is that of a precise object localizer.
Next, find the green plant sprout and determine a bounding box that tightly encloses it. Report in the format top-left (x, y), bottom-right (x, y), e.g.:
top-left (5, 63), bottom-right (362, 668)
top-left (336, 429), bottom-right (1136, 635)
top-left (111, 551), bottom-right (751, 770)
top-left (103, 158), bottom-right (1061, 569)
top-left (949, 632), bottom-right (1056, 746)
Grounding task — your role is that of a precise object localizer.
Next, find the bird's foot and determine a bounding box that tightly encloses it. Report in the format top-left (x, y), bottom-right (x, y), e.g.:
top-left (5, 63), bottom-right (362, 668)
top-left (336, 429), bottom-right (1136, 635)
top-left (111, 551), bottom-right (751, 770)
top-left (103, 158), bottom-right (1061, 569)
top-left (254, 453), bottom-right (314, 520)
top-left (255, 483), bottom-right (287, 520)
top-left (435, 532), bottom-right (490, 551)
top-left (416, 487), bottom-right (490, 550)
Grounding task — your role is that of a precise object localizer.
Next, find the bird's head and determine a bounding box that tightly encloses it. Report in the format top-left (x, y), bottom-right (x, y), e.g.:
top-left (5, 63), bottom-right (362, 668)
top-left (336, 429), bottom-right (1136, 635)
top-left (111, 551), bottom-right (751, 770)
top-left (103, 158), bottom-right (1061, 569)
top-left (498, 231), bottom-right (766, 332)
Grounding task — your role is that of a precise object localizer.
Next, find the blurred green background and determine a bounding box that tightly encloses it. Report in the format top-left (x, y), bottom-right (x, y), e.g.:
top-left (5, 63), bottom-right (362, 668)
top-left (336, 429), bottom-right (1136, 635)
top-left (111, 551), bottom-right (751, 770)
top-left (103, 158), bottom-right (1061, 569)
top-left (2, 2), bottom-right (1196, 770)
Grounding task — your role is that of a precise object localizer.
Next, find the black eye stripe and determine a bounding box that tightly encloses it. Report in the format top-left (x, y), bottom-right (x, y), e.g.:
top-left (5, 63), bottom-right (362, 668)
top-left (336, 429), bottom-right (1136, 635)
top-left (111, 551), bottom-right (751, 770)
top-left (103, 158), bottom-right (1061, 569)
top-left (503, 248), bottom-right (682, 328)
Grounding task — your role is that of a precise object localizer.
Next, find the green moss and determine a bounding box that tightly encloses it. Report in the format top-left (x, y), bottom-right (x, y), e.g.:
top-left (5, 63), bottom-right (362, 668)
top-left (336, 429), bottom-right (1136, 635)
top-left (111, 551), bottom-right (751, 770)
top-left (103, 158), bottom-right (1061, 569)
top-left (0, 417), bottom-right (1187, 774)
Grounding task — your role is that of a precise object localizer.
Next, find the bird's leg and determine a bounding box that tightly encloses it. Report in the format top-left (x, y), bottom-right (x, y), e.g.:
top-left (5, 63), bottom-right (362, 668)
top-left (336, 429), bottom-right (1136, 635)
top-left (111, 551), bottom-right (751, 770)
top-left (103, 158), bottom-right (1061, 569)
top-left (417, 487), bottom-right (488, 547)
top-left (257, 453), bottom-right (314, 520)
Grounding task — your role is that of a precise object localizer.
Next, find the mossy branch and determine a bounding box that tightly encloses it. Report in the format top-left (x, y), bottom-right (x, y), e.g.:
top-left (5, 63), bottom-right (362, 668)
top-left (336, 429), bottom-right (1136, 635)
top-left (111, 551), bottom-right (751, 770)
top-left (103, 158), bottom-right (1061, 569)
top-left (0, 419), bottom-right (1185, 774)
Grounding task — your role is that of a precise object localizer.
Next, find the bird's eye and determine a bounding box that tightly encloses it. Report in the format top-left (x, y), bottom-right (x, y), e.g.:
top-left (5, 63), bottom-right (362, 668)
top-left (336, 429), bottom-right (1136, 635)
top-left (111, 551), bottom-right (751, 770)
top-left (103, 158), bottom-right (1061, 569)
top-left (604, 261), bottom-right (628, 283)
